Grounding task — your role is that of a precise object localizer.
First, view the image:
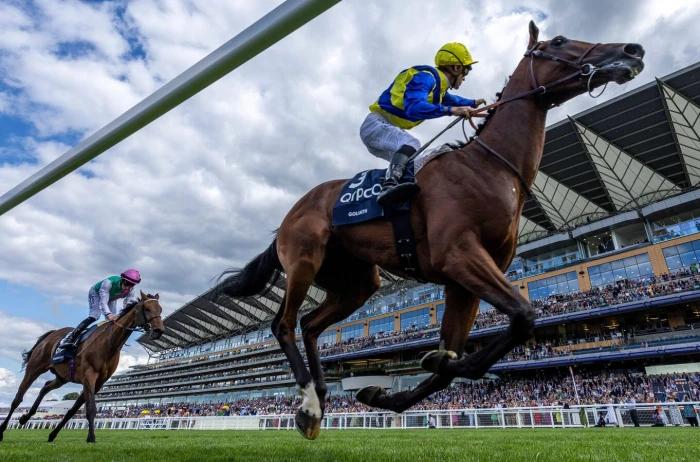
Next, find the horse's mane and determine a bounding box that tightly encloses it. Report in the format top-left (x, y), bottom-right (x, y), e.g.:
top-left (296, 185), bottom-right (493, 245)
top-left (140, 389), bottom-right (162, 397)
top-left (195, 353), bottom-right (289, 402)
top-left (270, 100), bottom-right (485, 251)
top-left (447, 89), bottom-right (503, 150)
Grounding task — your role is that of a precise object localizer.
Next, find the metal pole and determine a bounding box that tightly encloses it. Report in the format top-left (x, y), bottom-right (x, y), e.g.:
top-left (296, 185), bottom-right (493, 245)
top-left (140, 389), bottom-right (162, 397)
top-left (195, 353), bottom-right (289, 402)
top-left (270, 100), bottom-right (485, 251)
top-left (0, 0), bottom-right (340, 216)
top-left (569, 365), bottom-right (581, 405)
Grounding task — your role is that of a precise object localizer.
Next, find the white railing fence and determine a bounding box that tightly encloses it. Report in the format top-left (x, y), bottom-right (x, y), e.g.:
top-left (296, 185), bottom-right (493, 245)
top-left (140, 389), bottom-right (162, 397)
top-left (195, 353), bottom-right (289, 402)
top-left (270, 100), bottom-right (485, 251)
top-left (5, 402), bottom-right (698, 431)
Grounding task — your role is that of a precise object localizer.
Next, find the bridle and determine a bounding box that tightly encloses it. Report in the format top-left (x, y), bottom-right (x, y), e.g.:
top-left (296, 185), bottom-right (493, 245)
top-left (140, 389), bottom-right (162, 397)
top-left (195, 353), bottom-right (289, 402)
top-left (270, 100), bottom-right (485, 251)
top-left (470, 40), bottom-right (603, 125)
top-left (466, 40), bottom-right (603, 192)
top-left (112, 298), bottom-right (162, 333)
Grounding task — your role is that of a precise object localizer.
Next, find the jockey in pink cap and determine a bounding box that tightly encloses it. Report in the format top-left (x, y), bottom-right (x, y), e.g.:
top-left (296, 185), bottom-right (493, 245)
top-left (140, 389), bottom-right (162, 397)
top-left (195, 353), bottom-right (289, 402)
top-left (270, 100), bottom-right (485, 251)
top-left (61, 269), bottom-right (142, 348)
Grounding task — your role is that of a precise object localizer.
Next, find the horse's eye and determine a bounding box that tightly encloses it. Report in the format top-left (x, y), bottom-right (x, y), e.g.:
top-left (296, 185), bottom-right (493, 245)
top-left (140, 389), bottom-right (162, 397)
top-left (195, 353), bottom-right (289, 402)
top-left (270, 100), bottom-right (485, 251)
top-left (551, 36), bottom-right (567, 47)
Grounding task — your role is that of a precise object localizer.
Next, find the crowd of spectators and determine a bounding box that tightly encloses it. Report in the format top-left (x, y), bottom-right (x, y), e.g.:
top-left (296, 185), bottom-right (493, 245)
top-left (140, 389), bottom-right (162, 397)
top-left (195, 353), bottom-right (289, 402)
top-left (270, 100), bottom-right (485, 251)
top-left (92, 371), bottom-right (700, 418)
top-left (319, 270), bottom-right (700, 358)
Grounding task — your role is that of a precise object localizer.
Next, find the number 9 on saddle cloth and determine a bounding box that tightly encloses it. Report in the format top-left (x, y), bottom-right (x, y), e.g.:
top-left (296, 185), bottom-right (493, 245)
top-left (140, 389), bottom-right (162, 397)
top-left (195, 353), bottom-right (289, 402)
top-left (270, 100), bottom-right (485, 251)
top-left (332, 162), bottom-right (422, 279)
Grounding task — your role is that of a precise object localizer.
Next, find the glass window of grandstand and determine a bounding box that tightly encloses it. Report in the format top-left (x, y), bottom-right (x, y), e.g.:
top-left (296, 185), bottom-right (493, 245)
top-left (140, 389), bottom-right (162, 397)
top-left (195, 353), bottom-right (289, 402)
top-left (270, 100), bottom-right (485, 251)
top-left (341, 324), bottom-right (364, 342)
top-left (369, 316), bottom-right (394, 336)
top-left (662, 240), bottom-right (700, 273)
top-left (587, 253), bottom-right (653, 287)
top-left (506, 257), bottom-right (524, 280)
top-left (319, 329), bottom-right (337, 348)
top-left (582, 231), bottom-right (615, 257)
top-left (400, 308), bottom-right (431, 330)
top-left (527, 272), bottom-right (579, 300)
top-left (521, 245), bottom-right (581, 278)
top-left (611, 222), bottom-right (648, 250)
top-left (649, 208), bottom-right (700, 243)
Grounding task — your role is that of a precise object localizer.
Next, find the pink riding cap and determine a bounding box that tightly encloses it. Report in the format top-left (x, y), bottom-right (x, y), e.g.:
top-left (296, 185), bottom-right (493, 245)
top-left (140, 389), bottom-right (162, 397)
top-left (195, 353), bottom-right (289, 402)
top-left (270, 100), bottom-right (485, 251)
top-left (121, 269), bottom-right (141, 285)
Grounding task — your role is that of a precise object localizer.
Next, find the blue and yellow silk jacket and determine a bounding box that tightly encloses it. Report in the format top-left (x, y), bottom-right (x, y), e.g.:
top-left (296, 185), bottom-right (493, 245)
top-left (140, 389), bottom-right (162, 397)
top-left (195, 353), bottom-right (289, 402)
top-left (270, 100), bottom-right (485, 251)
top-left (370, 65), bottom-right (476, 129)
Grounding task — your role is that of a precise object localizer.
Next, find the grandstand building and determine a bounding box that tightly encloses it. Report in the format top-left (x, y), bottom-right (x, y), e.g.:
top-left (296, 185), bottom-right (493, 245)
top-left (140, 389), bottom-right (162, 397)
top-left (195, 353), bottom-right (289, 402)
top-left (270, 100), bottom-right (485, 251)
top-left (97, 62), bottom-right (700, 410)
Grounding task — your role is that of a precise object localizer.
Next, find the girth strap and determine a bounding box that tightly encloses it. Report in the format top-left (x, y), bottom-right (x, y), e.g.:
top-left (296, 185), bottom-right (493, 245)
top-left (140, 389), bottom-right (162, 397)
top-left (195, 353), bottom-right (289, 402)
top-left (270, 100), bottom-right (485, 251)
top-left (391, 211), bottom-right (422, 280)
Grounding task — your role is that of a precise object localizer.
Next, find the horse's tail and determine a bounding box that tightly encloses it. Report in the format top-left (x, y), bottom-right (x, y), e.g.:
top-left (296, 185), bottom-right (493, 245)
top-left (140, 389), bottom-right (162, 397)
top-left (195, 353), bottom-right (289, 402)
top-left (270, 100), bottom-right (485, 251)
top-left (21, 330), bottom-right (55, 370)
top-left (214, 239), bottom-right (282, 299)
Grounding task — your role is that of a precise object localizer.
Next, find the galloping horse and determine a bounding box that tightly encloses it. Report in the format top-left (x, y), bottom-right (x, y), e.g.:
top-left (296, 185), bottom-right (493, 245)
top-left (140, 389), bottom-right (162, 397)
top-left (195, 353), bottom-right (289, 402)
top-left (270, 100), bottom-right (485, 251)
top-left (216, 21), bottom-right (644, 439)
top-left (0, 293), bottom-right (164, 443)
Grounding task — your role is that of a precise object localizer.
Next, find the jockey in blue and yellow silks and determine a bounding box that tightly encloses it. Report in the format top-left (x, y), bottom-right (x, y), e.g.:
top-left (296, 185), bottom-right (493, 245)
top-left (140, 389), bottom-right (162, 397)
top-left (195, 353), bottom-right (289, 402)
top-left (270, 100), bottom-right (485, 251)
top-left (361, 42), bottom-right (486, 205)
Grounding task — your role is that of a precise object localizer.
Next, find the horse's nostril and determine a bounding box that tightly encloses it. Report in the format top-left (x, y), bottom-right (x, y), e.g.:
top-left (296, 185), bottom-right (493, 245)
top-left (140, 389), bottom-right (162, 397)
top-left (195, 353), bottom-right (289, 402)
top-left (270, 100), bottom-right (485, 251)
top-left (623, 43), bottom-right (644, 59)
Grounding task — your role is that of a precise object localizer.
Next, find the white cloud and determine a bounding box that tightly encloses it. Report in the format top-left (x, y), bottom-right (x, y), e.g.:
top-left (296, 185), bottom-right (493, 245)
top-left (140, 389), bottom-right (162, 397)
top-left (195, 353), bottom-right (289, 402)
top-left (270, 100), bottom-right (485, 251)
top-left (0, 0), bottom-right (699, 353)
top-left (0, 311), bottom-right (56, 363)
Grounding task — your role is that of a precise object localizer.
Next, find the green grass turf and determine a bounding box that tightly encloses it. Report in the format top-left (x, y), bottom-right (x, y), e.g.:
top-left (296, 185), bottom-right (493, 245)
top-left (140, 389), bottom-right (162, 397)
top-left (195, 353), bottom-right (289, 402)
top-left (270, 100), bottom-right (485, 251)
top-left (0, 428), bottom-right (698, 462)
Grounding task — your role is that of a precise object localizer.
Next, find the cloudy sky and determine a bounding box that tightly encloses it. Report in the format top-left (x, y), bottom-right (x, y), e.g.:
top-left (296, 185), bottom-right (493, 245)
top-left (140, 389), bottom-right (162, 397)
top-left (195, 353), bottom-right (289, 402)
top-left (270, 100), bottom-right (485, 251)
top-left (0, 0), bottom-right (699, 406)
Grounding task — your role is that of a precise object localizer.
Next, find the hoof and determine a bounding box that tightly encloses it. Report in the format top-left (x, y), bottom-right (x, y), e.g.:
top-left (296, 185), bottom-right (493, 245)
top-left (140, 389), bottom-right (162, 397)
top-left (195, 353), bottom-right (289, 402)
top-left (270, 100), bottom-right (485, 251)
top-left (295, 409), bottom-right (321, 440)
top-left (420, 350), bottom-right (457, 374)
top-left (356, 386), bottom-right (385, 407)
top-left (48, 432), bottom-right (57, 443)
top-left (0, 431), bottom-right (4, 443)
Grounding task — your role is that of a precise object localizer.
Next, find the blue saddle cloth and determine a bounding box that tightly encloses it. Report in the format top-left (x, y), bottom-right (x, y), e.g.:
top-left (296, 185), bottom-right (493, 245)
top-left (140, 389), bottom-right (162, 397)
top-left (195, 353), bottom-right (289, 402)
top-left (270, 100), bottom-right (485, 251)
top-left (51, 325), bottom-right (99, 365)
top-left (332, 162), bottom-right (415, 226)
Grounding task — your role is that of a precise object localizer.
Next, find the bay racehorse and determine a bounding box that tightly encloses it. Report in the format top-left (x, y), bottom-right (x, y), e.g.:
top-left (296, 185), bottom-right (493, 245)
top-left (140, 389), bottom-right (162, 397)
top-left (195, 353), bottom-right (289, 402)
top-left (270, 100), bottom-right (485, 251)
top-left (0, 292), bottom-right (164, 443)
top-left (215, 21), bottom-right (644, 439)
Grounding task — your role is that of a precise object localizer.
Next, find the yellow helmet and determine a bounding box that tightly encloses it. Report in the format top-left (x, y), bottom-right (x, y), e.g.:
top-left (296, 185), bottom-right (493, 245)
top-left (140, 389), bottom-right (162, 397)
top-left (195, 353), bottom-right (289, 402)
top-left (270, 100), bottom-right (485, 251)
top-left (434, 42), bottom-right (477, 68)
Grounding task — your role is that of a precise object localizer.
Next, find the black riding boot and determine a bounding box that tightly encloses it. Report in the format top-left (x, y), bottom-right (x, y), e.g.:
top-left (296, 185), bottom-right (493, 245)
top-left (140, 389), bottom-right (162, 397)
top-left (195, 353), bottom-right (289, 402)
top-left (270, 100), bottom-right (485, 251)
top-left (377, 145), bottom-right (420, 206)
top-left (61, 316), bottom-right (96, 348)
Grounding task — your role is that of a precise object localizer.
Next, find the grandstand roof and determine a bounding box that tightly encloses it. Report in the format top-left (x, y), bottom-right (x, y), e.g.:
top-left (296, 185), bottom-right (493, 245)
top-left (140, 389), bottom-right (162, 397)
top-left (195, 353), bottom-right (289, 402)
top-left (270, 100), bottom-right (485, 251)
top-left (139, 61), bottom-right (700, 353)
top-left (138, 269), bottom-right (403, 353)
top-left (521, 61), bottom-right (700, 242)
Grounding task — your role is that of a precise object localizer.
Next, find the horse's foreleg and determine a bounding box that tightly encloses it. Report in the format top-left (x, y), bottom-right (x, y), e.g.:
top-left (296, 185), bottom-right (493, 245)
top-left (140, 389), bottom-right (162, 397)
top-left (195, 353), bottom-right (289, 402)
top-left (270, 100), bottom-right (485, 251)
top-left (357, 284), bottom-right (477, 412)
top-left (426, 246), bottom-right (534, 379)
top-left (18, 377), bottom-right (65, 425)
top-left (0, 367), bottom-right (45, 440)
top-left (300, 265), bottom-right (380, 414)
top-left (82, 374), bottom-right (98, 443)
top-left (48, 394), bottom-right (85, 442)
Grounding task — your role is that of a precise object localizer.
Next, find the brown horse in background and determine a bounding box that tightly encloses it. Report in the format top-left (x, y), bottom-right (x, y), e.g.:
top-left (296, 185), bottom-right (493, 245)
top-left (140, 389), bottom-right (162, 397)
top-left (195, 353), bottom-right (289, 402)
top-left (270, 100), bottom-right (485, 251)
top-left (216, 21), bottom-right (644, 439)
top-left (0, 292), bottom-right (164, 443)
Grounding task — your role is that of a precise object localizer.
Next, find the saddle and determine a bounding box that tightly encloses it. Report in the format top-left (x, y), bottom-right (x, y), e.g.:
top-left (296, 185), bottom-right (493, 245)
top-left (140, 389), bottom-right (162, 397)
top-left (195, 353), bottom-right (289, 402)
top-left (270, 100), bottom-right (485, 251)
top-left (51, 325), bottom-right (99, 365)
top-left (332, 163), bottom-right (422, 279)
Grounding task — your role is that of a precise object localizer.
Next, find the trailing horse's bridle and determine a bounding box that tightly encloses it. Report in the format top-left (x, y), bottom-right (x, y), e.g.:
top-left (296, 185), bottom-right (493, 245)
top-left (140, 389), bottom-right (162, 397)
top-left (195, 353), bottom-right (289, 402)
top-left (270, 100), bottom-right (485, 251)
top-left (112, 298), bottom-right (162, 333)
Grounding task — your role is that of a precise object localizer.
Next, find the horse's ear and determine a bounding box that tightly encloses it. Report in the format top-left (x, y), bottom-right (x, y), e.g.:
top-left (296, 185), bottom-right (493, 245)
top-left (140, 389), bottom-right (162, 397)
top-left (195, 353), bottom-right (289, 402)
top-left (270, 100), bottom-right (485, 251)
top-left (528, 20), bottom-right (539, 49)
top-left (140, 290), bottom-right (146, 300)
top-left (155, 293), bottom-right (160, 300)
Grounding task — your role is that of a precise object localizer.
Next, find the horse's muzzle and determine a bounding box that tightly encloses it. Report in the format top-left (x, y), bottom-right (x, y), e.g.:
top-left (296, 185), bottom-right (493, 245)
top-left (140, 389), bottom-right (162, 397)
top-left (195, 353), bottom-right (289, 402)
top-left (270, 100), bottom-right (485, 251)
top-left (150, 328), bottom-right (164, 340)
top-left (597, 43), bottom-right (644, 84)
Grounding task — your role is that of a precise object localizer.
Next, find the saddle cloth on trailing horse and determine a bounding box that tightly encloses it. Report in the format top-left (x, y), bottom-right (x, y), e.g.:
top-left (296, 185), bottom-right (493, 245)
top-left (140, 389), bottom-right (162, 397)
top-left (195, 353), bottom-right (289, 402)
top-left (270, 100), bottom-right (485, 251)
top-left (51, 324), bottom-right (99, 365)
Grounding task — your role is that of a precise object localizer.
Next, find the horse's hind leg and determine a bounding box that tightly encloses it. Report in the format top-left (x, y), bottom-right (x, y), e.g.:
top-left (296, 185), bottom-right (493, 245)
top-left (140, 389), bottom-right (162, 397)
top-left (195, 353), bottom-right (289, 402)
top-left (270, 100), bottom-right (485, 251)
top-left (18, 376), bottom-right (66, 425)
top-left (356, 284), bottom-right (477, 412)
top-left (299, 262), bottom-right (380, 422)
top-left (273, 220), bottom-right (329, 439)
top-left (0, 365), bottom-right (46, 440)
top-left (424, 244), bottom-right (535, 379)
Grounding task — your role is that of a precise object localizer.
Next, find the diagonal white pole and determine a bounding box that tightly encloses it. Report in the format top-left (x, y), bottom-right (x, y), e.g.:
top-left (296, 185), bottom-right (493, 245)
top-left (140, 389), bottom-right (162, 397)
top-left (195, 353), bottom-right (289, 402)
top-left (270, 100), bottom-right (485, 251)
top-left (0, 0), bottom-right (340, 216)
